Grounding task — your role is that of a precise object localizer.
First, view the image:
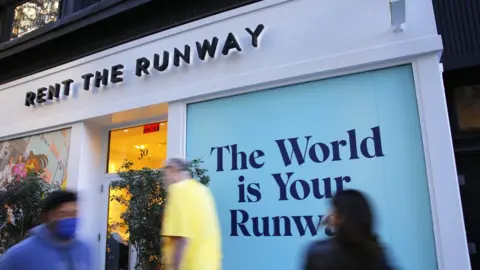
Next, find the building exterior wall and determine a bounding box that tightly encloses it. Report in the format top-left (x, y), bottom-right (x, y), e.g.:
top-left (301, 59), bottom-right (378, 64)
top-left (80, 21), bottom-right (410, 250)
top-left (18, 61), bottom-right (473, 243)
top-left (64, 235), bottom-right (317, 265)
top-left (0, 0), bottom-right (469, 269)
top-left (0, 0), bottom-right (260, 84)
top-left (0, 0), bottom-right (440, 139)
top-left (432, 0), bottom-right (480, 71)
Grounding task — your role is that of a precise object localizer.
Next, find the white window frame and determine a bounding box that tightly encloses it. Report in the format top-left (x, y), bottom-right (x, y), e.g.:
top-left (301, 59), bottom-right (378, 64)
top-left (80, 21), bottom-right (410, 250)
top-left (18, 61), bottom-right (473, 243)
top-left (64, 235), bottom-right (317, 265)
top-left (98, 174), bottom-right (136, 270)
top-left (166, 55), bottom-right (470, 270)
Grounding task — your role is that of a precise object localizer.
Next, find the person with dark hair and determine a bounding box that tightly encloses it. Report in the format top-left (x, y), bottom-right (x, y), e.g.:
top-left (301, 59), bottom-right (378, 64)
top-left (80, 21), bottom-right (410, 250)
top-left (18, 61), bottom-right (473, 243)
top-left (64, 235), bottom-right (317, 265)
top-left (161, 157), bottom-right (222, 270)
top-left (0, 190), bottom-right (91, 270)
top-left (304, 189), bottom-right (394, 270)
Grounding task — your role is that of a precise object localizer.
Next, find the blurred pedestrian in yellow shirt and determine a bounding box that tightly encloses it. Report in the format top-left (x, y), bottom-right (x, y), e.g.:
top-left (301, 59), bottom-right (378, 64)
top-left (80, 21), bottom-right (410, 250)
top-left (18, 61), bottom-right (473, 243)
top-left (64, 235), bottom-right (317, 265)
top-left (161, 158), bottom-right (222, 270)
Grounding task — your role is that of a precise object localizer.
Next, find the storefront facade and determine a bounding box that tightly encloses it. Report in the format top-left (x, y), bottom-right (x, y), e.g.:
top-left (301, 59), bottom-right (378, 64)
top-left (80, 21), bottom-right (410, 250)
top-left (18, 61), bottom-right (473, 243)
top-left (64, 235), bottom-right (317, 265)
top-left (0, 0), bottom-right (470, 269)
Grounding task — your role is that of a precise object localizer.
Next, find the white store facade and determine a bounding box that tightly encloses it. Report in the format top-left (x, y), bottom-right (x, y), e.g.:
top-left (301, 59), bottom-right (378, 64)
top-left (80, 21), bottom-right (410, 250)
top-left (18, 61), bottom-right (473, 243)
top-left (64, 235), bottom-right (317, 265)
top-left (0, 0), bottom-right (471, 269)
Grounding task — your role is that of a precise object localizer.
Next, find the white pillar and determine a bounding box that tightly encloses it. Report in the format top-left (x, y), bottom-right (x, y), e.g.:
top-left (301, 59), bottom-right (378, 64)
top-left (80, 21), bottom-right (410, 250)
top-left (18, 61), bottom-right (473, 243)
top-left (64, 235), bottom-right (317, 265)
top-left (69, 122), bottom-right (104, 268)
top-left (167, 102), bottom-right (187, 158)
top-left (413, 54), bottom-right (470, 270)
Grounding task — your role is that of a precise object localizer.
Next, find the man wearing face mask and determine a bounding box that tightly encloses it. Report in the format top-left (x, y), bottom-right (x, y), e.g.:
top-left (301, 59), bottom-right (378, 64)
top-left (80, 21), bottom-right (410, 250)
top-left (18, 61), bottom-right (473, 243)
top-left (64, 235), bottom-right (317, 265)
top-left (0, 190), bottom-right (91, 270)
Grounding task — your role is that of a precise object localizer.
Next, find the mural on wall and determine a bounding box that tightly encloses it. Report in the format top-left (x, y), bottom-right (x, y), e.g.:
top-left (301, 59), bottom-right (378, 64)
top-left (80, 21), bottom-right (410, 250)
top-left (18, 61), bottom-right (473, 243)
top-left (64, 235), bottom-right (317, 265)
top-left (0, 128), bottom-right (71, 188)
top-left (186, 65), bottom-right (438, 270)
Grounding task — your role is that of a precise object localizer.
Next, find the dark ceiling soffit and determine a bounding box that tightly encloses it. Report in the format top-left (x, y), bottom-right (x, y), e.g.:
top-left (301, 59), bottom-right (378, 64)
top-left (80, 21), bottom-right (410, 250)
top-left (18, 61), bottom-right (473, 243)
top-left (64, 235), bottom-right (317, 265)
top-left (0, 0), bottom-right (21, 7)
top-left (0, 0), bottom-right (150, 58)
top-left (442, 56), bottom-right (480, 72)
top-left (0, 0), bottom-right (123, 50)
top-left (443, 65), bottom-right (480, 88)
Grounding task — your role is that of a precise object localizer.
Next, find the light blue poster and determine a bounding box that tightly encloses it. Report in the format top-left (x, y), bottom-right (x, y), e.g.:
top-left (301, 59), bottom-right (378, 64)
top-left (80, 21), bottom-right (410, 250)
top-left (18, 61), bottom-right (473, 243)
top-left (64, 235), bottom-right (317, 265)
top-left (186, 65), bottom-right (437, 270)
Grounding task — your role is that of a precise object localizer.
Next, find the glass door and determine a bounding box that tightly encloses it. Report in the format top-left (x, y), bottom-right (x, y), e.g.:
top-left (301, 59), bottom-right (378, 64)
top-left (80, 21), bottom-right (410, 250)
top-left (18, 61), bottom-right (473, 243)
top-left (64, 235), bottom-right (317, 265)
top-left (99, 121), bottom-right (168, 270)
top-left (100, 177), bottom-right (134, 270)
top-left (101, 120), bottom-right (168, 270)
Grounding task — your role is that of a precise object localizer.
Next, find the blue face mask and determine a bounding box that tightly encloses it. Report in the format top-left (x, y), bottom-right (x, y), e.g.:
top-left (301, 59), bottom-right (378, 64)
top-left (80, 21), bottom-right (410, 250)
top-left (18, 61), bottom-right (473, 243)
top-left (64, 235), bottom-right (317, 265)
top-left (53, 217), bottom-right (78, 240)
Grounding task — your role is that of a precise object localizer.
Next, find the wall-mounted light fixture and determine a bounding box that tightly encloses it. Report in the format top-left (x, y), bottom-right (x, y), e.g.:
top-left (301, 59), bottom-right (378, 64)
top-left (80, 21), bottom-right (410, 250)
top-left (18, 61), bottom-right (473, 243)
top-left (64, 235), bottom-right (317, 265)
top-left (390, 0), bottom-right (405, 32)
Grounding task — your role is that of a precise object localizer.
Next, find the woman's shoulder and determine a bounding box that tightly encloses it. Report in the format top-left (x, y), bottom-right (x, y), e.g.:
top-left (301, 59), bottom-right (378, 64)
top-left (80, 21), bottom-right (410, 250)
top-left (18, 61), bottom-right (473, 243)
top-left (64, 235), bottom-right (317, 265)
top-left (304, 239), bottom-right (340, 270)
top-left (306, 239), bottom-right (336, 256)
top-left (378, 244), bottom-right (396, 270)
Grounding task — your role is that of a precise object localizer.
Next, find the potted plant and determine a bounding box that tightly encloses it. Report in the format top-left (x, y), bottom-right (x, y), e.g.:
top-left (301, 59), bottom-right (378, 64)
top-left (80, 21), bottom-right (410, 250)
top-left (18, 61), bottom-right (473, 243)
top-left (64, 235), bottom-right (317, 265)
top-left (0, 171), bottom-right (58, 254)
top-left (110, 158), bottom-right (210, 270)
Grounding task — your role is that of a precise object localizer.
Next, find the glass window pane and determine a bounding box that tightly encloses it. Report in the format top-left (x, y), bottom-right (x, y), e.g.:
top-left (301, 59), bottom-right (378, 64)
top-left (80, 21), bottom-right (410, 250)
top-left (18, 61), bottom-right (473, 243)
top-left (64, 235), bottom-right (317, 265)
top-left (0, 128), bottom-right (71, 188)
top-left (454, 85), bottom-right (480, 131)
top-left (186, 65), bottom-right (438, 269)
top-left (11, 0), bottom-right (60, 39)
top-left (106, 186), bottom-right (130, 270)
top-left (107, 122), bottom-right (168, 173)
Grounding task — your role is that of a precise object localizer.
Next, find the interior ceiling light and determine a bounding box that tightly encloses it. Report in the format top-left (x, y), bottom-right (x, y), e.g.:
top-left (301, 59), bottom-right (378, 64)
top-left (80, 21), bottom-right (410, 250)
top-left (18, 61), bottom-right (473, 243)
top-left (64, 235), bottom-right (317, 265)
top-left (134, 144), bottom-right (147, 149)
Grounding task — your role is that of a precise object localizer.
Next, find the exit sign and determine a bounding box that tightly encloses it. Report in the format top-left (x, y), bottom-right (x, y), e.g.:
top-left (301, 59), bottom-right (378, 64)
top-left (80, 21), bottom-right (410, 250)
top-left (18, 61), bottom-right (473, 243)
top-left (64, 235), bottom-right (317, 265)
top-left (143, 123), bottom-right (160, 134)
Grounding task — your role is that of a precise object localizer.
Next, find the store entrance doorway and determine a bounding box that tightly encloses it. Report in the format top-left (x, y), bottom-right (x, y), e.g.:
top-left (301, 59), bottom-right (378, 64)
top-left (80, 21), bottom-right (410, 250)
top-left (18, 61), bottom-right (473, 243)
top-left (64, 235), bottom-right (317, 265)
top-left (100, 120), bottom-right (168, 270)
top-left (92, 102), bottom-right (169, 270)
top-left (456, 150), bottom-right (480, 270)
top-left (102, 176), bottom-right (135, 270)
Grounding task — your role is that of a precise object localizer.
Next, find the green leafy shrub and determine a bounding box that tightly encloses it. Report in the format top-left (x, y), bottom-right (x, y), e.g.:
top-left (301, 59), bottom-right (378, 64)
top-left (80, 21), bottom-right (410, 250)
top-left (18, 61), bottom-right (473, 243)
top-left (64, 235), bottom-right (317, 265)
top-left (110, 158), bottom-right (209, 269)
top-left (0, 171), bottom-right (58, 253)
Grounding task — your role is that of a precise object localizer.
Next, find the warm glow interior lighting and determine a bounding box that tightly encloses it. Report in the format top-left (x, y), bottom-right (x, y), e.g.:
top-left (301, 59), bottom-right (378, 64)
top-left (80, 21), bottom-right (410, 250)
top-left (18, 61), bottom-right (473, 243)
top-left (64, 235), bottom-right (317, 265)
top-left (108, 188), bottom-right (131, 242)
top-left (106, 121), bottom-right (168, 247)
top-left (11, 0), bottom-right (60, 39)
top-left (108, 121), bottom-right (167, 173)
top-left (109, 163), bottom-right (117, 173)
